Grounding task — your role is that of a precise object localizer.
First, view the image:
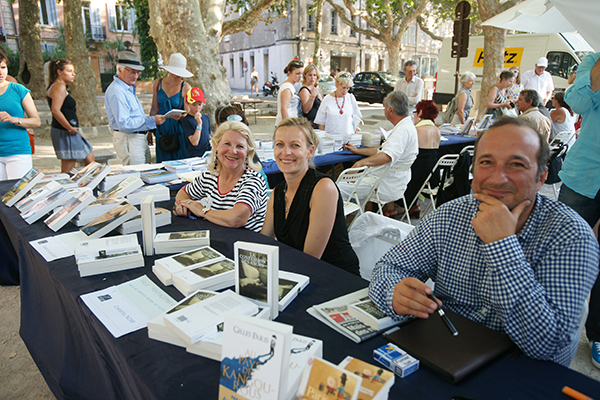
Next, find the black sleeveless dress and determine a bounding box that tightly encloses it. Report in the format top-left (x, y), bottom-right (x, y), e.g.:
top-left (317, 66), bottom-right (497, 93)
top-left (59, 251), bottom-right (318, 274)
top-left (299, 86), bottom-right (321, 124)
top-left (273, 168), bottom-right (360, 275)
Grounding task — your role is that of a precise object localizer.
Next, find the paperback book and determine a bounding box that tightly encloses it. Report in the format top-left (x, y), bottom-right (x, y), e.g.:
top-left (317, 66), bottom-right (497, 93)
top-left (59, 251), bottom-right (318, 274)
top-left (71, 197), bottom-right (128, 227)
top-left (80, 202), bottom-right (139, 239)
top-left (116, 208), bottom-right (171, 234)
top-left (99, 169), bottom-right (141, 191)
top-left (1, 167), bottom-right (44, 207)
top-left (97, 175), bottom-right (144, 200)
top-left (163, 289), bottom-right (258, 345)
top-left (296, 357), bottom-right (362, 400)
top-left (307, 288), bottom-right (379, 343)
top-left (154, 246), bottom-right (226, 286)
top-left (163, 160), bottom-right (193, 173)
top-left (285, 334), bottom-right (323, 400)
top-left (15, 180), bottom-right (61, 213)
top-left (154, 230), bottom-right (210, 255)
top-left (71, 162), bottom-right (100, 183)
top-left (39, 172), bottom-right (69, 182)
top-left (171, 258), bottom-right (235, 296)
top-left (126, 184), bottom-right (170, 205)
top-left (338, 356), bottom-right (395, 400)
top-left (278, 271), bottom-right (310, 312)
top-left (77, 162), bottom-right (111, 190)
top-left (141, 195), bottom-right (155, 256)
top-left (348, 298), bottom-right (401, 331)
top-left (44, 188), bottom-right (95, 232)
top-left (219, 314), bottom-right (293, 400)
top-left (75, 234), bottom-right (144, 277)
top-left (29, 177), bottom-right (77, 193)
top-left (21, 188), bottom-right (75, 224)
top-left (235, 241), bottom-right (279, 320)
top-left (140, 169), bottom-right (178, 184)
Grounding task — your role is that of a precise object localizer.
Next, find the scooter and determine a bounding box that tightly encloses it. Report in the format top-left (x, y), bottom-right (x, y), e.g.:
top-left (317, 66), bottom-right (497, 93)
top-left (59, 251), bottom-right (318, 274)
top-left (262, 75), bottom-right (279, 97)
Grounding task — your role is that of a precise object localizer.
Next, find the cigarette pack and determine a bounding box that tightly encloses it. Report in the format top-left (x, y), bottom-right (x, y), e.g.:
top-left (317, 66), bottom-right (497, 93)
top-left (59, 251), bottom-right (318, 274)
top-left (373, 343), bottom-right (419, 378)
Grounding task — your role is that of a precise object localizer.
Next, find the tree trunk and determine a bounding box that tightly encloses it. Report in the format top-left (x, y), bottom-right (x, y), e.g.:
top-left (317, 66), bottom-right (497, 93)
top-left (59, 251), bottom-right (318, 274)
top-left (17, 0), bottom-right (45, 99)
top-left (63, 0), bottom-right (103, 126)
top-left (477, 25), bottom-right (506, 118)
top-left (148, 0), bottom-right (230, 118)
top-left (387, 41), bottom-right (402, 75)
top-left (312, 0), bottom-right (323, 69)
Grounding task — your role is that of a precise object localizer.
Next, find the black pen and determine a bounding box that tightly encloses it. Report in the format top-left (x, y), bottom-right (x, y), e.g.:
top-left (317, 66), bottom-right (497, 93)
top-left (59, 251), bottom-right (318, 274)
top-left (339, 142), bottom-right (350, 151)
top-left (427, 293), bottom-right (459, 336)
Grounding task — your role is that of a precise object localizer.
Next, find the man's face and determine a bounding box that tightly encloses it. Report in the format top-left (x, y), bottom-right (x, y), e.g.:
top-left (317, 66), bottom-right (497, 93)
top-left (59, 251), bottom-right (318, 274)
top-left (383, 99), bottom-right (392, 121)
top-left (472, 124), bottom-right (546, 211)
top-left (118, 67), bottom-right (142, 86)
top-left (534, 64), bottom-right (546, 76)
top-left (516, 93), bottom-right (531, 112)
top-left (404, 65), bottom-right (417, 81)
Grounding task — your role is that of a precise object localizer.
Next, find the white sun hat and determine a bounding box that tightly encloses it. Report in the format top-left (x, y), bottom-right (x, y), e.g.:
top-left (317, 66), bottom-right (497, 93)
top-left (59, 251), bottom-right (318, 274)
top-left (161, 53), bottom-right (193, 78)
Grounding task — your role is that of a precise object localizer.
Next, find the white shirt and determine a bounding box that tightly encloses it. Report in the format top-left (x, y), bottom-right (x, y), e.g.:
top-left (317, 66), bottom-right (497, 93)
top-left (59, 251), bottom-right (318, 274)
top-left (521, 70), bottom-right (554, 102)
top-left (394, 76), bottom-right (424, 111)
top-left (314, 93), bottom-right (362, 134)
top-left (275, 82), bottom-right (299, 126)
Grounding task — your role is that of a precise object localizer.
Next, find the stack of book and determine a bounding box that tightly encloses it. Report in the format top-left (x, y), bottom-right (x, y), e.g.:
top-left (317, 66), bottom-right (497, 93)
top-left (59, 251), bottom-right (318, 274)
top-left (71, 197), bottom-right (127, 227)
top-left (76, 163), bottom-right (111, 190)
top-left (362, 132), bottom-right (382, 147)
top-left (339, 356), bottom-right (395, 400)
top-left (277, 271), bottom-right (310, 312)
top-left (126, 185), bottom-right (170, 205)
top-left (348, 297), bottom-right (401, 331)
top-left (75, 234), bottom-right (144, 277)
top-left (99, 169), bottom-right (141, 192)
top-left (70, 162), bottom-right (100, 184)
top-left (14, 180), bottom-right (62, 214)
top-left (152, 246), bottom-right (227, 286)
top-left (44, 188), bottom-right (95, 232)
top-left (154, 230), bottom-right (210, 255)
top-left (326, 133), bottom-right (344, 149)
top-left (97, 176), bottom-right (144, 200)
top-left (163, 160), bottom-right (193, 174)
top-left (296, 357), bottom-right (363, 400)
top-left (342, 133), bottom-right (363, 147)
top-left (140, 169), bottom-right (178, 184)
top-left (80, 202), bottom-right (139, 239)
top-left (36, 174), bottom-right (77, 189)
top-left (116, 208), bottom-right (171, 234)
top-left (21, 187), bottom-right (75, 224)
top-left (171, 258), bottom-right (236, 295)
top-left (1, 168), bottom-right (44, 207)
top-left (319, 138), bottom-right (336, 154)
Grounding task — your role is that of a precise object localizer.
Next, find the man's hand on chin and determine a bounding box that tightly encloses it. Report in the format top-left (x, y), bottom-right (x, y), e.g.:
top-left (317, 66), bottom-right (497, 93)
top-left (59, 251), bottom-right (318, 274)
top-left (472, 193), bottom-right (530, 244)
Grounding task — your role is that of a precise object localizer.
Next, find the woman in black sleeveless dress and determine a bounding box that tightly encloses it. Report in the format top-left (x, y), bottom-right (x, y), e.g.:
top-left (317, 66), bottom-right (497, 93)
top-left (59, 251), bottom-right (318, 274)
top-left (298, 64), bottom-right (323, 128)
top-left (261, 118), bottom-right (359, 275)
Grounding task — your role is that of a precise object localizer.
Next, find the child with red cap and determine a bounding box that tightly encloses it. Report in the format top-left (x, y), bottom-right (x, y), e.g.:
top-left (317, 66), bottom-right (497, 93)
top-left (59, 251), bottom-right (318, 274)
top-left (181, 87), bottom-right (211, 157)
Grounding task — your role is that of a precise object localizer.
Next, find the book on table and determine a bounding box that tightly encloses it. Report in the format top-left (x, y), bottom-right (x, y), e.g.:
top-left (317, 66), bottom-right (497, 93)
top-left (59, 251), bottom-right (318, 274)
top-left (171, 258), bottom-right (235, 296)
top-left (163, 289), bottom-right (258, 346)
top-left (39, 172), bottom-right (69, 182)
top-left (75, 234), bottom-right (144, 277)
top-left (44, 188), bottom-right (95, 232)
top-left (99, 169), bottom-right (141, 192)
top-left (219, 313), bottom-right (293, 400)
top-left (307, 287), bottom-right (379, 343)
top-left (21, 188), bottom-right (75, 225)
top-left (284, 334), bottom-right (323, 400)
top-left (141, 195), bottom-right (155, 256)
top-left (70, 161), bottom-right (100, 184)
top-left (29, 177), bottom-right (77, 193)
top-left (1, 167), bottom-right (44, 207)
top-left (97, 175), bottom-right (144, 200)
top-left (15, 180), bottom-right (61, 213)
top-left (278, 271), bottom-right (310, 312)
top-left (163, 160), bottom-right (193, 173)
top-left (338, 356), bottom-right (395, 400)
top-left (347, 297), bottom-right (401, 331)
top-left (296, 356), bottom-right (363, 400)
top-left (153, 245), bottom-right (227, 286)
top-left (154, 230), bottom-right (210, 255)
top-left (126, 184), bottom-right (170, 205)
top-left (80, 202), bottom-right (139, 239)
top-left (77, 162), bottom-right (111, 190)
top-left (116, 208), bottom-right (171, 234)
top-left (140, 169), bottom-right (178, 184)
top-left (234, 241), bottom-right (279, 321)
top-left (71, 197), bottom-right (128, 227)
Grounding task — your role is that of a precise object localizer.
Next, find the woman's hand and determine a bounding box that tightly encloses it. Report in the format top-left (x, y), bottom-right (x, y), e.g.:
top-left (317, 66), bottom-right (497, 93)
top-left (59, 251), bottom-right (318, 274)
top-left (0, 112), bottom-right (15, 124)
top-left (179, 200), bottom-right (210, 218)
top-left (69, 127), bottom-right (79, 135)
top-left (173, 199), bottom-right (190, 217)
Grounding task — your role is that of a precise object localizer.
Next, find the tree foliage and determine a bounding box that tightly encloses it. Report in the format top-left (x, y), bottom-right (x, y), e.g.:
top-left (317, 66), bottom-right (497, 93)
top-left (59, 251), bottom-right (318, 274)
top-left (132, 0), bottom-right (159, 79)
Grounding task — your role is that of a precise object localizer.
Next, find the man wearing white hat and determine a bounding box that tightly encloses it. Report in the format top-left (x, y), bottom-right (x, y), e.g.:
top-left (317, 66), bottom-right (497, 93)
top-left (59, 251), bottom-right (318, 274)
top-left (105, 50), bottom-right (166, 165)
top-left (521, 57), bottom-right (555, 108)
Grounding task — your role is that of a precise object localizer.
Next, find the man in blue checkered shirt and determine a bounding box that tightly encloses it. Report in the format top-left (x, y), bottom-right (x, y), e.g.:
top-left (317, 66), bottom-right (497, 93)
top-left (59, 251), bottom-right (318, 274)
top-left (369, 118), bottom-right (599, 366)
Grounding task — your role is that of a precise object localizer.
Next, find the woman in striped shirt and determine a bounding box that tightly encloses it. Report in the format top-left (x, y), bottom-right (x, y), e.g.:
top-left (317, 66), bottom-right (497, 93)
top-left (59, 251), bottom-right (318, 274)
top-left (173, 121), bottom-right (267, 232)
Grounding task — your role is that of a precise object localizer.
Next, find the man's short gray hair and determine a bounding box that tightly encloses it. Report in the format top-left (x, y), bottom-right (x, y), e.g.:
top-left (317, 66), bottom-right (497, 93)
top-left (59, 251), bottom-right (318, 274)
top-left (461, 71), bottom-right (476, 83)
top-left (116, 64), bottom-right (126, 74)
top-left (385, 91), bottom-right (409, 117)
top-left (520, 89), bottom-right (543, 107)
top-left (403, 60), bottom-right (417, 70)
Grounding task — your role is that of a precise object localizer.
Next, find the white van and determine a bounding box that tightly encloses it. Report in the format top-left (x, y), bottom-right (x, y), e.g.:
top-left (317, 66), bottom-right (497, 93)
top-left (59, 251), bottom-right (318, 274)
top-left (433, 32), bottom-right (595, 104)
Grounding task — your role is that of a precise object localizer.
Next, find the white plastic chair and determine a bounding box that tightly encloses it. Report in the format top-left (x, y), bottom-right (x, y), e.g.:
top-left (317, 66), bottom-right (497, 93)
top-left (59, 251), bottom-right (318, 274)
top-left (551, 129), bottom-right (577, 151)
top-left (365, 164), bottom-right (412, 223)
top-left (335, 166), bottom-right (370, 220)
top-left (407, 154), bottom-right (460, 213)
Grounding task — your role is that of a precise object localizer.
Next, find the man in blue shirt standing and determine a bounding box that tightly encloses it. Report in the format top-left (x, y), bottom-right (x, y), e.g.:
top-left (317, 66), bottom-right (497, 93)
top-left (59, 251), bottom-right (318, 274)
top-left (105, 50), bottom-right (166, 165)
top-left (369, 118), bottom-right (599, 367)
top-left (559, 52), bottom-right (600, 369)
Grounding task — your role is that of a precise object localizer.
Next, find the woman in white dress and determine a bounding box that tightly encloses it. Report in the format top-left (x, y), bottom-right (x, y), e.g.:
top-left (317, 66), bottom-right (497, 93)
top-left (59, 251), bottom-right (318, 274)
top-left (275, 60), bottom-right (304, 126)
top-left (550, 91), bottom-right (576, 138)
top-left (314, 72), bottom-right (362, 134)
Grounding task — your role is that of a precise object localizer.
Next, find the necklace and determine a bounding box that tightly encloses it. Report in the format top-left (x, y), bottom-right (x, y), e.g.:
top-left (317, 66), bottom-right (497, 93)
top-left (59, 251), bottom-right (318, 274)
top-left (335, 94), bottom-right (345, 114)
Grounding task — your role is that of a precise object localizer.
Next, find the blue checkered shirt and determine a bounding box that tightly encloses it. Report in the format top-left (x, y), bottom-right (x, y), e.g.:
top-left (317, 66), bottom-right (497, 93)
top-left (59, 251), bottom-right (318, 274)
top-left (369, 194), bottom-right (599, 366)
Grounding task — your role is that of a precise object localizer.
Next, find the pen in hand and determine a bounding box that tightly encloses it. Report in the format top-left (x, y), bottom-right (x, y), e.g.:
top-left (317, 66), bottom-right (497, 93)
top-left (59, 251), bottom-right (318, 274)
top-left (427, 293), bottom-right (459, 336)
top-left (340, 142), bottom-right (350, 151)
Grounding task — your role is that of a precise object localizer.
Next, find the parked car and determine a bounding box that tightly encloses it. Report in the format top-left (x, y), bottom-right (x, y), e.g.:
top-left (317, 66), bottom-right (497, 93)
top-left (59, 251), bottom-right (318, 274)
top-left (318, 75), bottom-right (336, 96)
top-left (351, 71), bottom-right (401, 104)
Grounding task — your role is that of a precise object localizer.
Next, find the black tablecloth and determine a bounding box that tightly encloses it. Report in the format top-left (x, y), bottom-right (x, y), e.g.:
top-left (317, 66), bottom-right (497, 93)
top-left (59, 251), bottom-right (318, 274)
top-left (1, 180), bottom-right (599, 400)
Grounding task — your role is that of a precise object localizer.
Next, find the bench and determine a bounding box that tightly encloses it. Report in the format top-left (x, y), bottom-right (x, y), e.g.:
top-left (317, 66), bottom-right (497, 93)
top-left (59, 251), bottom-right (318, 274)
top-left (78, 150), bottom-right (116, 166)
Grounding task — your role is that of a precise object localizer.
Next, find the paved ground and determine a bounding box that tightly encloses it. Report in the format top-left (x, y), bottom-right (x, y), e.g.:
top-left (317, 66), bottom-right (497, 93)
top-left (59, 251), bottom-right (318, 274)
top-left (1, 93), bottom-right (599, 399)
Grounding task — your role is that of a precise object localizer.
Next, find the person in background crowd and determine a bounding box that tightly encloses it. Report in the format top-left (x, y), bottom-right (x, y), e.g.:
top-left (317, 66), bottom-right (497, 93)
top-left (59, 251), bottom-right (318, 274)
top-left (506, 66), bottom-right (523, 100)
top-left (150, 53), bottom-right (192, 162)
top-left (298, 64), bottom-right (323, 128)
top-left (173, 121), bottom-right (267, 232)
top-left (0, 47), bottom-right (41, 180)
top-left (486, 70), bottom-right (516, 118)
top-left (105, 50), bottom-right (166, 165)
top-left (276, 60), bottom-right (303, 126)
top-left (181, 87), bottom-right (210, 158)
top-left (261, 117), bottom-right (359, 275)
top-left (403, 100), bottom-right (441, 218)
top-left (522, 57), bottom-right (554, 118)
top-left (550, 91), bottom-right (576, 138)
top-left (314, 72), bottom-right (362, 134)
top-left (394, 60), bottom-right (424, 114)
top-left (516, 89), bottom-right (552, 142)
top-left (451, 71), bottom-right (476, 125)
top-left (250, 67), bottom-right (259, 97)
top-left (46, 58), bottom-right (95, 173)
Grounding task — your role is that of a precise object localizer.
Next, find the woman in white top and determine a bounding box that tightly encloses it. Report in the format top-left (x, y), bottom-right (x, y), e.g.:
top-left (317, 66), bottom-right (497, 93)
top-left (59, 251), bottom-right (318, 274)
top-left (275, 60), bottom-right (304, 126)
top-left (314, 72), bottom-right (362, 134)
top-left (550, 91), bottom-right (576, 137)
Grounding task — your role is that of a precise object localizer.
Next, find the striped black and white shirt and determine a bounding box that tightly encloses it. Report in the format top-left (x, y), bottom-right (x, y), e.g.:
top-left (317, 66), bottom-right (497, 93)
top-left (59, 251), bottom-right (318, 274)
top-left (184, 169), bottom-right (267, 232)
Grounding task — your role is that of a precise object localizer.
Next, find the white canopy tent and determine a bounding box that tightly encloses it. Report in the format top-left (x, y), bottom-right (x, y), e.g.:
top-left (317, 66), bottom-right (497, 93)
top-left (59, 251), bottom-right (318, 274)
top-left (481, 0), bottom-right (598, 52)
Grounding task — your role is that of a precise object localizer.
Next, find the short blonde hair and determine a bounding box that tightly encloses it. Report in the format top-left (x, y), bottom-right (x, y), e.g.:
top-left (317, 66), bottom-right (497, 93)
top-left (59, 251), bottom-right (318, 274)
top-left (335, 71), bottom-right (353, 87)
top-left (273, 118), bottom-right (319, 168)
top-left (208, 121), bottom-right (262, 175)
top-left (302, 64), bottom-right (321, 85)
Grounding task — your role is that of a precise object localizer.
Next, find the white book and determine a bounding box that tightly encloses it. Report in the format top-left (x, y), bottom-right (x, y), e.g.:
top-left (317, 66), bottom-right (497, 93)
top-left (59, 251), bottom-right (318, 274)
top-left (154, 230), bottom-right (210, 254)
top-left (297, 357), bottom-right (363, 400)
top-left (78, 257), bottom-right (144, 277)
top-left (39, 172), bottom-right (69, 182)
top-left (165, 109), bottom-right (186, 117)
top-left (77, 163), bottom-right (111, 190)
top-left (163, 160), bottom-right (193, 173)
top-left (307, 288), bottom-right (378, 343)
top-left (75, 234), bottom-right (143, 274)
top-left (97, 175), bottom-right (144, 200)
top-left (347, 298), bottom-right (401, 332)
top-left (116, 208), bottom-right (171, 234)
top-left (100, 169), bottom-right (141, 191)
top-left (286, 335), bottom-right (324, 400)
top-left (126, 184), bottom-right (170, 205)
top-left (71, 161), bottom-right (100, 183)
top-left (338, 356), bottom-right (395, 400)
top-left (278, 271), bottom-right (310, 312)
top-left (21, 188), bottom-right (75, 224)
top-left (219, 314), bottom-right (293, 400)
top-left (15, 180), bottom-right (61, 212)
top-left (171, 258), bottom-right (235, 295)
top-left (80, 202), bottom-right (139, 239)
top-left (154, 246), bottom-right (226, 285)
top-left (141, 195), bottom-right (155, 256)
top-left (164, 289), bottom-right (258, 345)
top-left (140, 169), bottom-right (178, 184)
top-left (152, 264), bottom-right (172, 286)
top-left (72, 197), bottom-right (128, 226)
top-left (173, 277), bottom-right (235, 297)
top-left (29, 177), bottom-right (77, 194)
top-left (235, 241), bottom-right (279, 321)
top-left (1, 168), bottom-right (44, 207)
top-left (44, 188), bottom-right (95, 232)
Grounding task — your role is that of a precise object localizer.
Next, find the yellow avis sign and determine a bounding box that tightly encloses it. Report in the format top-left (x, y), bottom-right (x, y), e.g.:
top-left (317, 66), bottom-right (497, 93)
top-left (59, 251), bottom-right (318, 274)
top-left (473, 48), bottom-right (525, 68)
